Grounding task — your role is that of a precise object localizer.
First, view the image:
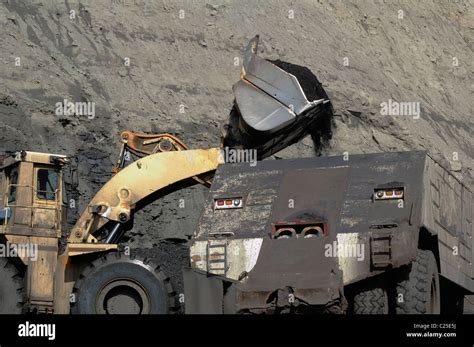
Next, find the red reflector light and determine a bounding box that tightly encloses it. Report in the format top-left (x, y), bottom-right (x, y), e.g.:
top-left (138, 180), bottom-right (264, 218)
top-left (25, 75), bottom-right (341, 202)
top-left (214, 197), bottom-right (243, 209)
top-left (374, 188), bottom-right (404, 200)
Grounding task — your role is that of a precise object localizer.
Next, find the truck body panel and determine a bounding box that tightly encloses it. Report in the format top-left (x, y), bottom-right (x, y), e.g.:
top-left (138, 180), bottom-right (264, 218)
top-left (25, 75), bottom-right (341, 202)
top-left (189, 151), bottom-right (473, 312)
top-left (421, 156), bottom-right (473, 290)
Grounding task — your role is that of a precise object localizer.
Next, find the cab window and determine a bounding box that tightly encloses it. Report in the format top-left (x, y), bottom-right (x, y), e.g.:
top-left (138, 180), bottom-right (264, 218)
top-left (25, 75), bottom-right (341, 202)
top-left (8, 166), bottom-right (19, 203)
top-left (37, 169), bottom-right (58, 201)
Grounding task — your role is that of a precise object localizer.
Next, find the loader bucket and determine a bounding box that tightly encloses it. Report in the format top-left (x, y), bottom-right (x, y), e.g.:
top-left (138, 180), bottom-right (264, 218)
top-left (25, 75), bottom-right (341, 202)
top-left (225, 35), bottom-right (332, 159)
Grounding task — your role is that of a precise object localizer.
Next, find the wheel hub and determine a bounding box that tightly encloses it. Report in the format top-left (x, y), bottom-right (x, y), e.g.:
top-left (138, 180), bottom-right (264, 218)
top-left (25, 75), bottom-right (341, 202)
top-left (96, 279), bottom-right (150, 314)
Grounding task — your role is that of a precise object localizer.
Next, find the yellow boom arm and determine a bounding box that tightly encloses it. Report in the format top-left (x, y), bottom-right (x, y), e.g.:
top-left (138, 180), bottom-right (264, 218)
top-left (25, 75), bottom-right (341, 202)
top-left (68, 147), bottom-right (223, 243)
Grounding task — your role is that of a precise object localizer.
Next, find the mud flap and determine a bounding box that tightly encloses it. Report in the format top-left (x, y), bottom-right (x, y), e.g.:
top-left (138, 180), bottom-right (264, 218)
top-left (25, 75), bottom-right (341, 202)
top-left (234, 237), bottom-right (345, 313)
top-left (183, 268), bottom-right (237, 314)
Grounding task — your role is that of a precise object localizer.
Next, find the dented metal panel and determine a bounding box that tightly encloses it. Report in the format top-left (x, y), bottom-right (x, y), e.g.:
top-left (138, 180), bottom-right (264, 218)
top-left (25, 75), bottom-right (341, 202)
top-left (235, 237), bottom-right (343, 312)
top-left (189, 151), bottom-right (474, 313)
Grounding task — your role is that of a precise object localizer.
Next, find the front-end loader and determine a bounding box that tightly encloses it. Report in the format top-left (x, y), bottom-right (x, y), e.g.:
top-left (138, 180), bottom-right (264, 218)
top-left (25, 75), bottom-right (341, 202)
top-left (0, 36), bottom-right (330, 314)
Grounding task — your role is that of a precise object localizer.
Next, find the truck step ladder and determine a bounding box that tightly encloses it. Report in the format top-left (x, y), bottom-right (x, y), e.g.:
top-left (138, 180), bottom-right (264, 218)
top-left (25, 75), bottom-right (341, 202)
top-left (206, 239), bottom-right (227, 276)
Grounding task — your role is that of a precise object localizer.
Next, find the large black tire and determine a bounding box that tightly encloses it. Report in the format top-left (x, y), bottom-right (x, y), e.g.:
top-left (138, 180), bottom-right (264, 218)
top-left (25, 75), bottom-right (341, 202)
top-left (396, 250), bottom-right (440, 314)
top-left (0, 258), bottom-right (24, 314)
top-left (71, 252), bottom-right (175, 314)
top-left (353, 287), bottom-right (388, 314)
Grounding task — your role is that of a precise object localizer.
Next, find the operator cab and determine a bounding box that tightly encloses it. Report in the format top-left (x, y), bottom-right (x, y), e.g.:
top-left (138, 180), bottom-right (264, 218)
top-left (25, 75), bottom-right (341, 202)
top-left (0, 151), bottom-right (69, 237)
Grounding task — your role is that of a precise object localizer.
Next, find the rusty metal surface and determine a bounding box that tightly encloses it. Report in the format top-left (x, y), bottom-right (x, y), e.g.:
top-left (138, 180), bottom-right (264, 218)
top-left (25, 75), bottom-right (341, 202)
top-left (235, 237), bottom-right (343, 312)
top-left (195, 151), bottom-right (429, 241)
top-left (191, 150), bottom-right (474, 312)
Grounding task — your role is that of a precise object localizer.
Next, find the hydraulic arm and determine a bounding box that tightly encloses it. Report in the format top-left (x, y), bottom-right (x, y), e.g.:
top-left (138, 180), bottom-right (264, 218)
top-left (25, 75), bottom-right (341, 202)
top-left (68, 146), bottom-right (223, 243)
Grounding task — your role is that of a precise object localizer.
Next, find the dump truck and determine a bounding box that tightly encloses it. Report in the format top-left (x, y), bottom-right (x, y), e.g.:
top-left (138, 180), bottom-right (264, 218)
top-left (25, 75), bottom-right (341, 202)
top-left (0, 36), bottom-right (331, 314)
top-left (186, 151), bottom-right (473, 314)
